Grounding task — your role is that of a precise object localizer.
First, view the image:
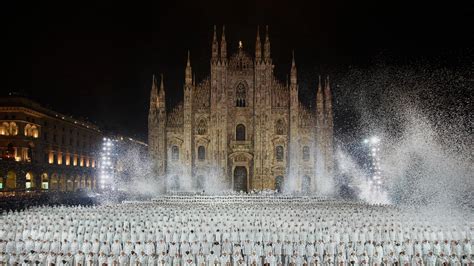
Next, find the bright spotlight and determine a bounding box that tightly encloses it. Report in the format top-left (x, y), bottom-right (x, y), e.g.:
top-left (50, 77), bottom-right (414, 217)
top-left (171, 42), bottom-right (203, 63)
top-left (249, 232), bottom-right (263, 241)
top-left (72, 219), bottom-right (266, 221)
top-left (370, 136), bottom-right (380, 144)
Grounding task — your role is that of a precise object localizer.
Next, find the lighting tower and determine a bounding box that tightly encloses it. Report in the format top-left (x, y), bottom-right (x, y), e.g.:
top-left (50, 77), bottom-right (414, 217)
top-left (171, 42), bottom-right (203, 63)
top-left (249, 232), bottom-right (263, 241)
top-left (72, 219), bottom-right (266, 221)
top-left (99, 137), bottom-right (117, 190)
top-left (363, 136), bottom-right (383, 191)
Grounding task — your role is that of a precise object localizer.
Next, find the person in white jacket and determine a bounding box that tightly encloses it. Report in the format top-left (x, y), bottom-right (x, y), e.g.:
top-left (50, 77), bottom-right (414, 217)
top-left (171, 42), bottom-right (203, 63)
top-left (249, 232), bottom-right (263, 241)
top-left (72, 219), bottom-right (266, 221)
top-left (73, 250), bottom-right (85, 266)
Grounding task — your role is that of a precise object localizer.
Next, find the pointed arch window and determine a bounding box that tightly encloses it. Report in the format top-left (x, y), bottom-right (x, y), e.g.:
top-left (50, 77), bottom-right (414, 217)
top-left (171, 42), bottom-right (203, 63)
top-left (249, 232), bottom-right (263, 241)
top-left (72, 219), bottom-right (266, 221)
top-left (236, 124), bottom-right (246, 141)
top-left (236, 83), bottom-right (246, 107)
top-left (275, 119), bottom-right (285, 135)
top-left (198, 146), bottom-right (205, 161)
top-left (197, 119), bottom-right (207, 135)
top-left (275, 146), bottom-right (284, 161)
top-left (303, 146), bottom-right (310, 161)
top-left (302, 175), bottom-right (311, 193)
top-left (171, 146), bottom-right (179, 161)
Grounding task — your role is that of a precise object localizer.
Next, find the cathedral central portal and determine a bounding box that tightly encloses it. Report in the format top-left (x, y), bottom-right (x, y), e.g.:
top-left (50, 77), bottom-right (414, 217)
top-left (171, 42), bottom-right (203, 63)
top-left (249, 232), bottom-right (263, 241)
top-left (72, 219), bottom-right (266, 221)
top-left (233, 166), bottom-right (248, 192)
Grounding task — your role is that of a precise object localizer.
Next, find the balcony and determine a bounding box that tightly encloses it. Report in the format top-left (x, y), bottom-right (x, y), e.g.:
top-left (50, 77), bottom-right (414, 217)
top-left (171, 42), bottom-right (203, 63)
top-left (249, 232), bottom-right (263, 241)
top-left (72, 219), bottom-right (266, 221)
top-left (230, 140), bottom-right (252, 153)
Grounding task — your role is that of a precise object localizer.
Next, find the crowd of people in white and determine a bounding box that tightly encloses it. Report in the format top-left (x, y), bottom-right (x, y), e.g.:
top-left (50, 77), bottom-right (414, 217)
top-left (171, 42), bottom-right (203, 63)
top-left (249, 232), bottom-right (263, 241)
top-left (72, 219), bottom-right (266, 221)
top-left (0, 199), bottom-right (472, 265)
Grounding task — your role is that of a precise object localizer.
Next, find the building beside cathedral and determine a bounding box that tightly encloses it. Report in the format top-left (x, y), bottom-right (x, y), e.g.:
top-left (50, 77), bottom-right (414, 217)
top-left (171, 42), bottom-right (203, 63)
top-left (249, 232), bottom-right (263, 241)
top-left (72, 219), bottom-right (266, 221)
top-left (148, 26), bottom-right (334, 193)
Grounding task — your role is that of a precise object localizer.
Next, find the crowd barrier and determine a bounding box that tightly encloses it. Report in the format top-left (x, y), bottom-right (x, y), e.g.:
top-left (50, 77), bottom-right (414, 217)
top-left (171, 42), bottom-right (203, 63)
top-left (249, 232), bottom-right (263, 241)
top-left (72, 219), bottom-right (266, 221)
top-left (121, 194), bottom-right (375, 206)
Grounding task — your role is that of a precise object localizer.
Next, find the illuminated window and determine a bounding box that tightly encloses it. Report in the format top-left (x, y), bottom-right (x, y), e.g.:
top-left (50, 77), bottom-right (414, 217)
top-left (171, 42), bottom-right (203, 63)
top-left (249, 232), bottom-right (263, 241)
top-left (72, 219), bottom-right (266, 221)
top-left (171, 146), bottom-right (179, 161)
top-left (31, 126), bottom-right (39, 138)
top-left (25, 172), bottom-right (35, 189)
top-left (73, 154), bottom-right (78, 166)
top-left (57, 152), bottom-right (63, 165)
top-left (303, 146), bottom-right (310, 161)
top-left (24, 124), bottom-right (39, 138)
top-left (10, 122), bottom-right (18, 136)
top-left (91, 159), bottom-right (95, 168)
top-left (86, 158), bottom-right (90, 167)
top-left (1, 122), bottom-right (19, 136)
top-left (275, 146), bottom-right (284, 161)
top-left (41, 173), bottom-right (49, 189)
top-left (24, 124), bottom-right (31, 136)
top-left (48, 151), bottom-right (54, 164)
top-left (198, 146), bottom-right (205, 161)
top-left (0, 122), bottom-right (8, 135)
top-left (65, 153), bottom-right (70, 165)
top-left (80, 156), bottom-right (84, 167)
top-left (236, 124), bottom-right (246, 141)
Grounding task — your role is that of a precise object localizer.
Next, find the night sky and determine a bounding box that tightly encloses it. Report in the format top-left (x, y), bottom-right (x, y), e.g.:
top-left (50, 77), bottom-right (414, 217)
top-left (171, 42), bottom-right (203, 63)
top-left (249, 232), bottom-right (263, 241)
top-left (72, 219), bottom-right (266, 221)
top-left (5, 1), bottom-right (472, 142)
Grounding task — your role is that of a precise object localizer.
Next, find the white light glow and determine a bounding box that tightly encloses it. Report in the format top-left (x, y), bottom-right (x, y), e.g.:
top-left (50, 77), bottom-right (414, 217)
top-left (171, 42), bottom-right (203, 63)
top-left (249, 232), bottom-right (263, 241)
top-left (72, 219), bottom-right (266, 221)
top-left (370, 136), bottom-right (380, 144)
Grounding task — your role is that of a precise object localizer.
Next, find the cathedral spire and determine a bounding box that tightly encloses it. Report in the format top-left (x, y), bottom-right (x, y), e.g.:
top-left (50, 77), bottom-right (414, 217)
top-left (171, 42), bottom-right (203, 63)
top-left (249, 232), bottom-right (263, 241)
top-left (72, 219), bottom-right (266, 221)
top-left (318, 75), bottom-right (322, 92)
top-left (324, 75), bottom-right (333, 123)
top-left (211, 25), bottom-right (219, 61)
top-left (316, 75), bottom-right (324, 123)
top-left (264, 25), bottom-right (271, 61)
top-left (220, 25), bottom-right (227, 61)
top-left (150, 74), bottom-right (158, 107)
top-left (255, 26), bottom-right (262, 61)
top-left (157, 73), bottom-right (166, 109)
top-left (290, 50), bottom-right (297, 86)
top-left (324, 75), bottom-right (334, 174)
top-left (185, 50), bottom-right (192, 86)
top-left (159, 73), bottom-right (165, 96)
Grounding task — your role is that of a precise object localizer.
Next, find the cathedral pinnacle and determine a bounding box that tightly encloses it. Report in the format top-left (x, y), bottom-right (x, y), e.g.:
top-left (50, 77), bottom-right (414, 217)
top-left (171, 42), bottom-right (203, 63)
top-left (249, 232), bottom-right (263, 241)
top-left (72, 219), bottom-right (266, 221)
top-left (213, 25), bottom-right (217, 41)
top-left (290, 50), bottom-right (297, 85)
top-left (150, 74), bottom-right (159, 111)
top-left (291, 50), bottom-right (296, 67)
top-left (325, 75), bottom-right (330, 91)
top-left (316, 75), bottom-right (324, 125)
top-left (151, 74), bottom-right (158, 97)
top-left (159, 73), bottom-right (164, 94)
top-left (264, 25), bottom-right (271, 60)
top-left (255, 26), bottom-right (262, 60)
top-left (211, 25), bottom-right (218, 60)
top-left (187, 50), bottom-right (191, 67)
top-left (185, 51), bottom-right (192, 85)
top-left (324, 75), bottom-right (332, 106)
top-left (318, 75), bottom-right (322, 92)
top-left (220, 25), bottom-right (227, 60)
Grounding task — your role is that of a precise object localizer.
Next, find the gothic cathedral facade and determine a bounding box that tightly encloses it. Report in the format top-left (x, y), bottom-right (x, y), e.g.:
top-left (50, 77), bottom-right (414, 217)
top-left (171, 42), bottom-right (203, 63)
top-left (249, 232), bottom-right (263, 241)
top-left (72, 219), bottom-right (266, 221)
top-left (148, 26), bottom-right (334, 193)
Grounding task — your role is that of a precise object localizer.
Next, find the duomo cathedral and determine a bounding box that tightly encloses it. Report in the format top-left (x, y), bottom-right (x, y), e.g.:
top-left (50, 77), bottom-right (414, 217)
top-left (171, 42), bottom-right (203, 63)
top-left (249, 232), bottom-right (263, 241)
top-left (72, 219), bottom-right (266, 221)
top-left (148, 26), bottom-right (334, 193)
